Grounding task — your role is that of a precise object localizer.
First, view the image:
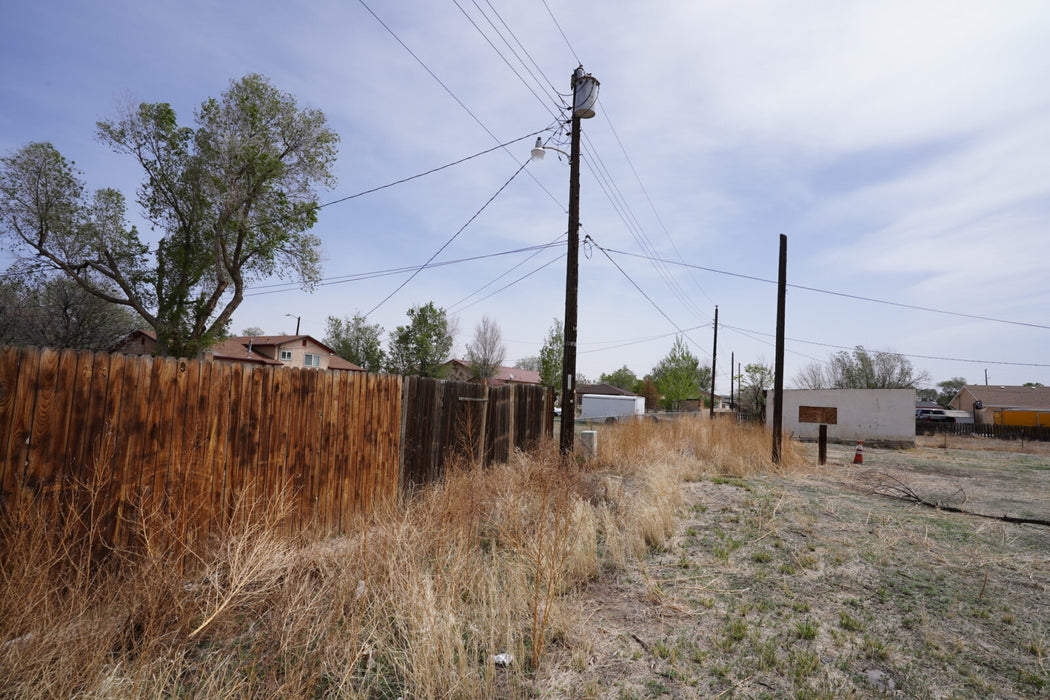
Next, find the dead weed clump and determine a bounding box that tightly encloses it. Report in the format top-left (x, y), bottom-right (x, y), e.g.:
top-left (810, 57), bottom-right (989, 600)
top-left (597, 415), bottom-right (807, 479)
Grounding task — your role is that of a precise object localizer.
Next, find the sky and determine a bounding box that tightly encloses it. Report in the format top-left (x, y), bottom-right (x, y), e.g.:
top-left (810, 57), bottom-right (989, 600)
top-left (2, 0), bottom-right (1049, 391)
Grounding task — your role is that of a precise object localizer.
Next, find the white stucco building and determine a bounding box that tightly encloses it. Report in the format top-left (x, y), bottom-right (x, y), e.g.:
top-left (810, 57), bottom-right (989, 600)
top-left (766, 389), bottom-right (916, 448)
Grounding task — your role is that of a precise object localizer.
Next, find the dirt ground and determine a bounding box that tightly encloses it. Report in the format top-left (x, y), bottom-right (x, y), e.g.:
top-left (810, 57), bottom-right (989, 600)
top-left (538, 437), bottom-right (1050, 698)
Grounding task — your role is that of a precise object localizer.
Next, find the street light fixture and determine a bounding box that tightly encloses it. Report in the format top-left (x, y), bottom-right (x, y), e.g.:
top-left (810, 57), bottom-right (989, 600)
top-left (530, 138), bottom-right (569, 161)
top-left (285, 313), bottom-right (301, 335)
top-left (533, 66), bottom-right (599, 455)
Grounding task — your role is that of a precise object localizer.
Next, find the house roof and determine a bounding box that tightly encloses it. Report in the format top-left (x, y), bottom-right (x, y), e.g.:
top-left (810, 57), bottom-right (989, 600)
top-left (228, 334), bottom-right (341, 356)
top-left (491, 366), bottom-right (540, 384)
top-left (446, 360), bottom-right (541, 385)
top-left (110, 328), bottom-right (157, 351)
top-left (327, 355), bottom-right (365, 372)
top-left (112, 330), bottom-right (363, 370)
top-left (959, 385), bottom-right (1050, 409)
top-left (209, 338), bottom-right (283, 365)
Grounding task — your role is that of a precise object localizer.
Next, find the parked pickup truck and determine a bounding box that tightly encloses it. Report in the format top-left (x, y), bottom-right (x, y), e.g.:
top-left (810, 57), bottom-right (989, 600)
top-left (915, 408), bottom-right (973, 424)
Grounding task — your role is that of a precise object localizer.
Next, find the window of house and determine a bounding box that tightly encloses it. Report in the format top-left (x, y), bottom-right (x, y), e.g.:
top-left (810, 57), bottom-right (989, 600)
top-left (280, 350), bottom-right (293, 361)
top-left (304, 353), bottom-right (321, 367)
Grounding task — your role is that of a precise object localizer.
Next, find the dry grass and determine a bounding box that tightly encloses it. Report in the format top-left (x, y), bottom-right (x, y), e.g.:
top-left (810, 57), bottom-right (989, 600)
top-left (538, 439), bottom-right (1050, 698)
top-left (0, 416), bottom-right (792, 698)
top-left (916, 432), bottom-right (1050, 455)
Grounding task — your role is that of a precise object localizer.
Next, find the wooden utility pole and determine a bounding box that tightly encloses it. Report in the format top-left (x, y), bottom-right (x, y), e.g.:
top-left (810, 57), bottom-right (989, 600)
top-left (710, 306), bottom-right (718, 419)
top-left (730, 351), bottom-right (735, 411)
top-left (559, 66), bottom-right (598, 455)
top-left (772, 234), bottom-right (787, 463)
top-left (559, 108), bottom-right (581, 454)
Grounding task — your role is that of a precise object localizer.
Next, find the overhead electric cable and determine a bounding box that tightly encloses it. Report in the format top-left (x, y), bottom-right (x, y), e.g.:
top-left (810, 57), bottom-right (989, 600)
top-left (541, 0), bottom-right (582, 65)
top-left (601, 247), bottom-right (1050, 332)
top-left (318, 129), bottom-right (548, 209)
top-left (480, 0), bottom-right (565, 98)
top-left (721, 323), bottom-right (1050, 368)
top-left (452, 0), bottom-right (563, 118)
top-left (358, 0), bottom-right (501, 142)
top-left (451, 251), bottom-right (565, 313)
top-left (358, 0), bottom-right (568, 214)
top-left (599, 106), bottom-right (715, 306)
top-left (448, 232), bottom-right (566, 312)
top-left (364, 157), bottom-right (534, 317)
top-left (589, 237), bottom-right (711, 358)
top-left (243, 242), bottom-right (561, 296)
top-left (578, 324), bottom-right (711, 354)
top-left (718, 324), bottom-right (825, 363)
top-left (581, 133), bottom-right (707, 322)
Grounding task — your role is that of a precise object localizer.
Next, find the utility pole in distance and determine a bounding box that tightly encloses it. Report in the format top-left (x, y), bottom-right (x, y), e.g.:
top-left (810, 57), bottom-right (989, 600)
top-left (730, 351), bottom-right (735, 412)
top-left (710, 306), bottom-right (718, 419)
top-left (558, 66), bottom-right (599, 455)
top-left (772, 234), bottom-right (787, 463)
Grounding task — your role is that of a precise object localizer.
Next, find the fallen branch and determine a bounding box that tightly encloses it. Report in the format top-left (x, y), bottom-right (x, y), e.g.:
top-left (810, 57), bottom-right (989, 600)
top-left (858, 470), bottom-right (1050, 527)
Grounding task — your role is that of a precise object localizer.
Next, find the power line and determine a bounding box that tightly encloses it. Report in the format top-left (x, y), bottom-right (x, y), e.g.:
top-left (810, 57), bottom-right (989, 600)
top-left (589, 237), bottom-right (711, 359)
top-left (364, 156), bottom-right (534, 317)
top-left (541, 0), bottom-right (582, 66)
top-left (448, 232), bottom-right (566, 312)
top-left (600, 247), bottom-right (1050, 332)
top-left (357, 0), bottom-right (567, 213)
top-left (479, 0), bottom-right (565, 99)
top-left (599, 106), bottom-right (715, 306)
top-left (581, 134), bottom-right (708, 323)
top-left (357, 0), bottom-right (501, 145)
top-left (244, 242), bottom-right (561, 296)
top-left (318, 129), bottom-right (549, 209)
top-left (721, 323), bottom-right (1050, 369)
top-left (451, 249), bottom-right (565, 314)
top-left (578, 323), bottom-right (711, 355)
top-left (451, 0), bottom-right (563, 119)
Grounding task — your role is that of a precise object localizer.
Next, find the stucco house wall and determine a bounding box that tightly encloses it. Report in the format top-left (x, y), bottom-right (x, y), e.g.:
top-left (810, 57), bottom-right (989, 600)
top-left (766, 389), bottom-right (916, 447)
top-left (951, 385), bottom-right (1050, 425)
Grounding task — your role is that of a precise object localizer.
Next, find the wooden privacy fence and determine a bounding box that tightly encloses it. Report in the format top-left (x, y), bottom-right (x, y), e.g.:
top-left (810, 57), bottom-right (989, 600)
top-left (0, 346), bottom-right (553, 550)
top-left (400, 375), bottom-right (554, 488)
top-left (915, 420), bottom-right (1050, 442)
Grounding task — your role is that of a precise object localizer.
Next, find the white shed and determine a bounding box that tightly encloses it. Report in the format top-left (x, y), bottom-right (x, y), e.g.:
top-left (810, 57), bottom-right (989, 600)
top-left (766, 389), bottom-right (916, 448)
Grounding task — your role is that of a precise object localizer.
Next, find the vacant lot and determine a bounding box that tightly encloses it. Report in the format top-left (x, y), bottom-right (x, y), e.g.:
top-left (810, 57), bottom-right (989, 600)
top-left (540, 438), bottom-right (1050, 698)
top-left (3, 427), bottom-right (1045, 698)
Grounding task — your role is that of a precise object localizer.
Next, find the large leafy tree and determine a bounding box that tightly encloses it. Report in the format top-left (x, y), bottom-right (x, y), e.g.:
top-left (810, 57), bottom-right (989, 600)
top-left (652, 336), bottom-right (711, 410)
top-left (538, 319), bottom-right (563, 390)
top-left (513, 356), bottom-right (541, 372)
top-left (0, 74), bottom-right (338, 357)
top-left (464, 316), bottom-right (506, 381)
top-left (737, 361), bottom-right (774, 416)
top-left (385, 302), bottom-right (455, 378)
top-left (0, 273), bottom-right (137, 350)
top-left (794, 346), bottom-right (928, 389)
top-left (599, 365), bottom-right (638, 392)
top-left (324, 312), bottom-right (386, 373)
top-left (934, 377), bottom-right (967, 407)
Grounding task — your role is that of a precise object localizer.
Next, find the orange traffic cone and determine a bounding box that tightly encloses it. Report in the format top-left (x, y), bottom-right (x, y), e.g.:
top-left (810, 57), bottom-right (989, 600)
top-left (853, 441), bottom-right (864, 465)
